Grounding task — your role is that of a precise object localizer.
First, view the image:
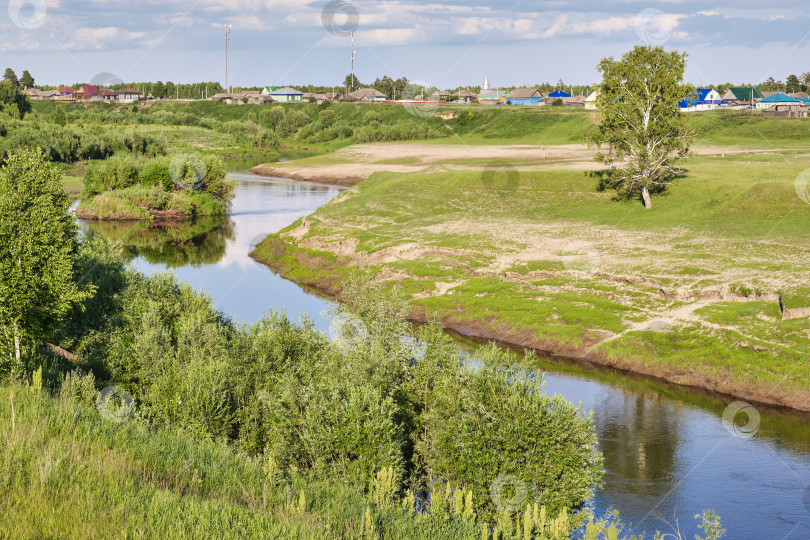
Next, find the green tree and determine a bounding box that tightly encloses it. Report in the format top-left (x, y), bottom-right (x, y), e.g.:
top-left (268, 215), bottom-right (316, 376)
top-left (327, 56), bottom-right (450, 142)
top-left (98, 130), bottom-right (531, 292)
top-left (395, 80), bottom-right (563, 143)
top-left (318, 108), bottom-right (337, 127)
top-left (393, 77), bottom-right (408, 100)
top-left (801, 72), bottom-right (810, 89)
top-left (51, 106), bottom-right (67, 126)
top-left (0, 149), bottom-right (90, 362)
top-left (589, 45), bottom-right (695, 209)
top-left (786, 74), bottom-right (801, 93)
top-left (19, 70), bottom-right (34, 88)
top-left (343, 73), bottom-right (359, 92)
top-left (3, 68), bottom-right (18, 86)
top-left (0, 81), bottom-right (31, 118)
top-left (152, 81), bottom-right (167, 98)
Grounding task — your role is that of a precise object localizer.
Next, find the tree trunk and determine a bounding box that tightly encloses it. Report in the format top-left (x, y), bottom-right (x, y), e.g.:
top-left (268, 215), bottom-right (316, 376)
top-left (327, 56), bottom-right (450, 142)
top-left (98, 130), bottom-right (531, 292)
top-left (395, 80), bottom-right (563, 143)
top-left (13, 323), bottom-right (20, 362)
top-left (641, 185), bottom-right (652, 210)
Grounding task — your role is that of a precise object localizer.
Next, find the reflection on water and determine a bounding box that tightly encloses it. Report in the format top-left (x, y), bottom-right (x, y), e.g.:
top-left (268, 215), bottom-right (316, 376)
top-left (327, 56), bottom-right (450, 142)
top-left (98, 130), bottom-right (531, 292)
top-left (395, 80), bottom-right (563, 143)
top-left (78, 172), bottom-right (345, 326)
top-left (77, 170), bottom-right (810, 539)
top-left (597, 392), bottom-right (681, 500)
top-left (83, 215), bottom-right (235, 268)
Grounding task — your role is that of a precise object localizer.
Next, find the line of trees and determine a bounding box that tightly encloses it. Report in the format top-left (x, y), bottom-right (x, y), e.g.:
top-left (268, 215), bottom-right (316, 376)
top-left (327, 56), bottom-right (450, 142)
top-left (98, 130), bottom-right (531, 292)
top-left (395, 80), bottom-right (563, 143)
top-left (3, 68), bottom-right (34, 88)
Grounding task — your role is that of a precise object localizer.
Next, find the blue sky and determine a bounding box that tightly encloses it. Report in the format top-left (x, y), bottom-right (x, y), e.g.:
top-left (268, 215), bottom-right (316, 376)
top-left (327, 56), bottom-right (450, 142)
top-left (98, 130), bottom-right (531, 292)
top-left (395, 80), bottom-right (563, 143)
top-left (2, 0), bottom-right (809, 88)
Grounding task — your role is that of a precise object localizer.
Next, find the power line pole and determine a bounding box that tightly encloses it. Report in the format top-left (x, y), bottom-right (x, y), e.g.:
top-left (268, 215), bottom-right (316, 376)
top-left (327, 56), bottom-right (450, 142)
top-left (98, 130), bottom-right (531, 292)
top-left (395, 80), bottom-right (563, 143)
top-left (350, 31), bottom-right (355, 92)
top-left (225, 24), bottom-right (232, 93)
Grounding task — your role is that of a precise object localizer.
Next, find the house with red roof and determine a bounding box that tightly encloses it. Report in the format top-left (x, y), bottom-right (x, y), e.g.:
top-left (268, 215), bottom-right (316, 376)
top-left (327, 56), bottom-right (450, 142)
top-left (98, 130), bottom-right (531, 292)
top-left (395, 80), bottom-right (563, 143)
top-left (92, 89), bottom-right (117, 102)
top-left (76, 85), bottom-right (99, 99)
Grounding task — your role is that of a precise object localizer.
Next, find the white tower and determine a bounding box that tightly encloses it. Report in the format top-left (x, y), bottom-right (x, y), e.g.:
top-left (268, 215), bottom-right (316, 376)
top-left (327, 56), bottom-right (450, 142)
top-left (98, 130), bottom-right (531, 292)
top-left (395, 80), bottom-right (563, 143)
top-left (483, 74), bottom-right (490, 90)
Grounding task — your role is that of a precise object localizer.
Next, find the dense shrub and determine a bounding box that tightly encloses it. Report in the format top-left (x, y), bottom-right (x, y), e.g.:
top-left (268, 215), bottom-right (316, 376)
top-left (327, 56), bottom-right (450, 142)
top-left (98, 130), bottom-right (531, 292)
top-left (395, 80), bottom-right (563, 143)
top-left (363, 110), bottom-right (382, 125)
top-left (318, 109), bottom-right (337, 127)
top-left (79, 153), bottom-right (233, 221)
top-left (50, 258), bottom-right (603, 528)
top-left (258, 106), bottom-right (285, 130)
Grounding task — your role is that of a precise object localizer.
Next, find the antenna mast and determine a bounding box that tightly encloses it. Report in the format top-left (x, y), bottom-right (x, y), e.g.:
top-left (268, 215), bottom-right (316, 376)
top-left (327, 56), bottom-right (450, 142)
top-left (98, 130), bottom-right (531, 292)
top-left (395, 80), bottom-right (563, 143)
top-left (225, 24), bottom-right (232, 93)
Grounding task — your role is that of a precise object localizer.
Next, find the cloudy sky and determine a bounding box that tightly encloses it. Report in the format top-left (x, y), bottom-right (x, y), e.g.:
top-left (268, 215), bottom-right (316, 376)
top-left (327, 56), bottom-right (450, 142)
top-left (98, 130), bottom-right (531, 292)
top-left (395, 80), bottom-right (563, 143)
top-left (2, 0), bottom-right (809, 89)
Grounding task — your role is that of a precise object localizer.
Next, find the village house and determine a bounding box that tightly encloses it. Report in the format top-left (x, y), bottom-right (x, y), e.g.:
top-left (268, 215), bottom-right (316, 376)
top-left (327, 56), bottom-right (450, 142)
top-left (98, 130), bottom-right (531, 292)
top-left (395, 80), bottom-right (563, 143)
top-left (756, 92), bottom-right (803, 112)
top-left (115, 87), bottom-right (140, 103)
top-left (678, 88), bottom-right (724, 111)
top-left (507, 88), bottom-right (543, 105)
top-left (210, 92), bottom-right (276, 105)
top-left (349, 88), bottom-right (387, 102)
top-left (721, 87), bottom-right (762, 106)
top-left (584, 90), bottom-right (598, 109)
top-left (91, 89), bottom-right (117, 102)
top-left (561, 95), bottom-right (586, 108)
top-left (476, 89), bottom-right (502, 104)
top-left (547, 90), bottom-right (572, 99)
top-left (22, 88), bottom-right (59, 100)
top-left (453, 89), bottom-right (477, 103)
top-left (270, 87), bottom-right (304, 103)
top-left (76, 85), bottom-right (99, 100)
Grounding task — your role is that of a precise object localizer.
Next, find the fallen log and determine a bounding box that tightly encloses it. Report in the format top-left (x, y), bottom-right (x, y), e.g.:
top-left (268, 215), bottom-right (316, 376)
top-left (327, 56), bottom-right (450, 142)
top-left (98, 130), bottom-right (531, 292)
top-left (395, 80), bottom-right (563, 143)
top-left (46, 342), bottom-right (78, 362)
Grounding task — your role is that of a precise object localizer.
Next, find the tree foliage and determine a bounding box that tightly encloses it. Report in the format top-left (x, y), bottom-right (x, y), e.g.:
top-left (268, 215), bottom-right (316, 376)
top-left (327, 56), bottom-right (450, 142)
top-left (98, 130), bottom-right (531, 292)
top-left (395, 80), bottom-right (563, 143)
top-left (0, 81), bottom-right (31, 119)
top-left (589, 46), bottom-right (695, 209)
top-left (3, 68), bottom-right (17, 86)
top-left (19, 70), bottom-right (34, 88)
top-left (0, 148), bottom-right (90, 362)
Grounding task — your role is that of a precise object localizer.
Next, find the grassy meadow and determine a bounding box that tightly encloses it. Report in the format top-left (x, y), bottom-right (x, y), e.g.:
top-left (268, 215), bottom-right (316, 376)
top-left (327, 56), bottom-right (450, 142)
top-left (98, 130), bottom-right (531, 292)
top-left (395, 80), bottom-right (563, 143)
top-left (252, 109), bottom-right (810, 411)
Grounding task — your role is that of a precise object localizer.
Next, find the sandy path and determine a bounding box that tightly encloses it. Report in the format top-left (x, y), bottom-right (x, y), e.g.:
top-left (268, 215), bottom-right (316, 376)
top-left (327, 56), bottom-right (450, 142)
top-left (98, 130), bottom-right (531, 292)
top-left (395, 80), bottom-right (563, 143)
top-left (251, 142), bottom-right (780, 186)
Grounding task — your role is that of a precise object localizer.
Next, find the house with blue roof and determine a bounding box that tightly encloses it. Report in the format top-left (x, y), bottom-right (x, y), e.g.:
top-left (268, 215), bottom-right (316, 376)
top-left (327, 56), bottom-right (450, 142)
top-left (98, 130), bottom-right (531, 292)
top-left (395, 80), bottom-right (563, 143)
top-left (678, 88), bottom-right (725, 111)
top-left (505, 88), bottom-right (543, 105)
top-left (548, 90), bottom-right (571, 98)
top-left (755, 92), bottom-right (799, 109)
top-left (757, 92), bottom-right (808, 117)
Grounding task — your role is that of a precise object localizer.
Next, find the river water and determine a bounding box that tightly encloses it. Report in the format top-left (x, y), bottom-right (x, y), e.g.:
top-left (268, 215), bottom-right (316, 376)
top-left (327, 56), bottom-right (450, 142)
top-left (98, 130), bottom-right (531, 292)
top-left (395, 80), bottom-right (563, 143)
top-left (79, 169), bottom-right (810, 539)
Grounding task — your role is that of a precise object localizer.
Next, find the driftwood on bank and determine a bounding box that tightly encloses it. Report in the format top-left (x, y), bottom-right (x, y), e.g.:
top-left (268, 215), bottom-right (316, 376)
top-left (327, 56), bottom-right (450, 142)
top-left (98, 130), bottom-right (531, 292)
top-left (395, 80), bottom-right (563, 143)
top-left (779, 296), bottom-right (810, 320)
top-left (46, 342), bottom-right (78, 362)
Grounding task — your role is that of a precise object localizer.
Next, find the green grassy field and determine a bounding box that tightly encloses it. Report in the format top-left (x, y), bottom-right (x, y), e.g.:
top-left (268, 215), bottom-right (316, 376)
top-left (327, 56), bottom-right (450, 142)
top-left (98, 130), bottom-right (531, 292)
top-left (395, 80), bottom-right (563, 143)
top-left (252, 114), bottom-right (810, 411)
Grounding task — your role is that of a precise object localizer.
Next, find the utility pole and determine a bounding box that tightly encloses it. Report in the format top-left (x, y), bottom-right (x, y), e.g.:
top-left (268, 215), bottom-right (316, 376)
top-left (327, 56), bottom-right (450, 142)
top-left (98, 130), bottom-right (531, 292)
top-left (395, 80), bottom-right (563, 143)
top-left (225, 24), bottom-right (232, 93)
top-left (350, 31), bottom-right (355, 92)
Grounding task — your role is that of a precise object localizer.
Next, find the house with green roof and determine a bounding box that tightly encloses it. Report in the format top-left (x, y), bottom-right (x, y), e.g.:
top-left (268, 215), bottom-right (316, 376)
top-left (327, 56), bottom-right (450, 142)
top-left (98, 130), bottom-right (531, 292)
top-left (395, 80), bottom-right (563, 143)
top-left (721, 87), bottom-right (763, 106)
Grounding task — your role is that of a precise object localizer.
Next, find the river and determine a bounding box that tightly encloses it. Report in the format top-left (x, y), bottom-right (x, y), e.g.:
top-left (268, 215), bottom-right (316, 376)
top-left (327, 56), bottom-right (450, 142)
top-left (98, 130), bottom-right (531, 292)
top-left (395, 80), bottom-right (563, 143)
top-left (79, 168), bottom-right (810, 539)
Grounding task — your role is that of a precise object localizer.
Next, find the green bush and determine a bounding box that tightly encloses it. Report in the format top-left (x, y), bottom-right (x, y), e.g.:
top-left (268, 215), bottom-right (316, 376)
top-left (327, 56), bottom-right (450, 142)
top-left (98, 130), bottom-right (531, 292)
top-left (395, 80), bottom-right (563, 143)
top-left (363, 110), bottom-right (382, 125)
top-left (318, 109), bottom-right (337, 127)
top-left (258, 106), bottom-right (285, 130)
top-left (137, 156), bottom-right (172, 189)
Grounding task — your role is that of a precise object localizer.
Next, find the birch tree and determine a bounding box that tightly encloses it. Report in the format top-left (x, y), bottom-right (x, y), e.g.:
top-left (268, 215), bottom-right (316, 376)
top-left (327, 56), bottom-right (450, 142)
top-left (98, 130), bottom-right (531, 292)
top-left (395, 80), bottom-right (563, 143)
top-left (589, 46), bottom-right (695, 210)
top-left (0, 148), bottom-right (89, 363)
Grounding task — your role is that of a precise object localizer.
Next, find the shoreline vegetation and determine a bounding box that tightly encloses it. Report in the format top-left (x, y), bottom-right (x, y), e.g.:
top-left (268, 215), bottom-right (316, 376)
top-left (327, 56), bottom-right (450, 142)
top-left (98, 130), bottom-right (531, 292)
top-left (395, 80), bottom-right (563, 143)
top-left (75, 153), bottom-right (235, 221)
top-left (248, 111), bottom-right (810, 414)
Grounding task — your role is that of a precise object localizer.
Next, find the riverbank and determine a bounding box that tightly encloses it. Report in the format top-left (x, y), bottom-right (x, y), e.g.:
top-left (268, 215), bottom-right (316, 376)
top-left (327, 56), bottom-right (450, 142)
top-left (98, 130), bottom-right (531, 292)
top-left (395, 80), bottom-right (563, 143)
top-left (76, 189), bottom-right (229, 221)
top-left (251, 143), bottom-right (810, 413)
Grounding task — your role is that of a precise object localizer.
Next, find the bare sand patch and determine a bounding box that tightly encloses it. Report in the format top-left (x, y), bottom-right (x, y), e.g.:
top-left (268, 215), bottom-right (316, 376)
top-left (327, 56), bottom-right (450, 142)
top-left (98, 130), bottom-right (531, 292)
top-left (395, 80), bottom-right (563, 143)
top-left (252, 142), bottom-right (777, 186)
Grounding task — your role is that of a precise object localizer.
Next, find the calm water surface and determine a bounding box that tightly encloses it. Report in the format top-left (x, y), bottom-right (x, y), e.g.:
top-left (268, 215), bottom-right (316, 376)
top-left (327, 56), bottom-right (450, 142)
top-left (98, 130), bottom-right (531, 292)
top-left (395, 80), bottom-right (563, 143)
top-left (80, 170), bottom-right (810, 539)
